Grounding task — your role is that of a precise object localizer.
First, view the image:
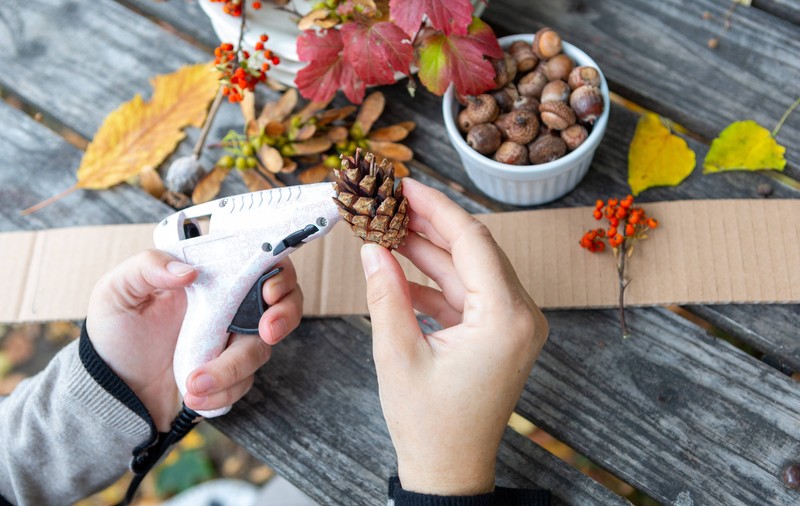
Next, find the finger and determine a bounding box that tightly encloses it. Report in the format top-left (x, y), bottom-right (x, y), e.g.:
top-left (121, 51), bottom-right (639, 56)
top-left (407, 207), bottom-right (450, 252)
top-left (184, 375), bottom-right (255, 412)
top-left (98, 250), bottom-right (197, 309)
top-left (408, 282), bottom-right (462, 328)
top-left (262, 258), bottom-right (298, 306)
top-left (258, 286), bottom-right (304, 345)
top-left (186, 333), bottom-right (271, 397)
top-left (361, 244), bottom-right (424, 363)
top-left (398, 232), bottom-right (465, 311)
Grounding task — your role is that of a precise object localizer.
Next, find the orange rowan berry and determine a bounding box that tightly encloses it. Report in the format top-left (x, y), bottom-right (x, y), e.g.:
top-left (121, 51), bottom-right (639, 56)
top-left (647, 218), bottom-right (659, 228)
top-left (596, 242), bottom-right (605, 252)
top-left (260, 34), bottom-right (268, 42)
top-left (593, 209), bottom-right (602, 220)
top-left (609, 218), bottom-right (619, 227)
top-left (608, 198), bottom-right (619, 207)
top-left (625, 224), bottom-right (635, 236)
top-left (595, 199), bottom-right (604, 209)
top-left (252, 1), bottom-right (262, 8)
top-left (615, 207), bottom-right (627, 219)
top-left (608, 226), bottom-right (617, 237)
top-left (271, 56), bottom-right (281, 65)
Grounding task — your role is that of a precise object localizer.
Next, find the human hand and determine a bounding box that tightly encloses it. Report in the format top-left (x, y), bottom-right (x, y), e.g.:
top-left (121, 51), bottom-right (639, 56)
top-left (361, 179), bottom-right (548, 495)
top-left (86, 250), bottom-right (302, 431)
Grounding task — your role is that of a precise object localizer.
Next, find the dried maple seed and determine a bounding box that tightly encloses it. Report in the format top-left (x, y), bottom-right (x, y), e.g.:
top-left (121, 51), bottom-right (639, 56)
top-left (528, 135), bottom-right (567, 164)
top-left (532, 27), bottom-right (562, 59)
top-left (570, 85), bottom-right (604, 124)
top-left (539, 101), bottom-right (577, 130)
top-left (561, 124), bottom-right (588, 150)
top-left (494, 141), bottom-right (529, 165)
top-left (518, 70), bottom-right (548, 99)
top-left (467, 123), bottom-right (502, 155)
top-left (568, 66), bottom-right (601, 90)
top-left (457, 109), bottom-right (475, 133)
top-left (466, 94), bottom-right (500, 124)
top-left (509, 40), bottom-right (538, 72)
top-left (505, 110), bottom-right (539, 145)
top-left (544, 54), bottom-right (574, 82)
top-left (540, 80), bottom-right (571, 103)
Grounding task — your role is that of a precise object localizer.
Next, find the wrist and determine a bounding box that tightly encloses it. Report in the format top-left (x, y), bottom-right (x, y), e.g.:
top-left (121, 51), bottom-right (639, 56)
top-left (397, 456), bottom-right (496, 496)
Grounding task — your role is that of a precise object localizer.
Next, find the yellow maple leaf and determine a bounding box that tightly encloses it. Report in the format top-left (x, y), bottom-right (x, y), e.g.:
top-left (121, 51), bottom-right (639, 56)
top-left (628, 113), bottom-right (696, 196)
top-left (23, 63), bottom-right (218, 214)
top-left (703, 120), bottom-right (786, 173)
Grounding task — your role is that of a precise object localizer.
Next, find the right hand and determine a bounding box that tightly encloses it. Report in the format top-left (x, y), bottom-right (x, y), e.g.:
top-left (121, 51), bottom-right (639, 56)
top-left (360, 179), bottom-right (549, 496)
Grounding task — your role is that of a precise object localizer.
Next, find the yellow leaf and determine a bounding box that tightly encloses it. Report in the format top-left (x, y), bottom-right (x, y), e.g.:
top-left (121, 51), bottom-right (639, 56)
top-left (703, 120), bottom-right (786, 173)
top-left (628, 113), bottom-right (696, 196)
top-left (77, 63), bottom-right (219, 190)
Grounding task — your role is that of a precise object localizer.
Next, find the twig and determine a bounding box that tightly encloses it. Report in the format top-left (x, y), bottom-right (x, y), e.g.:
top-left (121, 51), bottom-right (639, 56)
top-left (772, 96), bottom-right (800, 138)
top-left (193, 89), bottom-right (224, 159)
top-left (615, 244), bottom-right (631, 338)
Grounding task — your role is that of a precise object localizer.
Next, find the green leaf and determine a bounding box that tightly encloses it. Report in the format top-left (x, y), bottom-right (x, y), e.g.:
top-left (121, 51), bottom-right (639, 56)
top-left (703, 120), bottom-right (786, 173)
top-left (155, 449), bottom-right (215, 497)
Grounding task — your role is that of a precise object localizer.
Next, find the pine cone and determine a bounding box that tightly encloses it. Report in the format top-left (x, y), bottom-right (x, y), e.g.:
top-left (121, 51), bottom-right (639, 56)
top-left (333, 149), bottom-right (409, 250)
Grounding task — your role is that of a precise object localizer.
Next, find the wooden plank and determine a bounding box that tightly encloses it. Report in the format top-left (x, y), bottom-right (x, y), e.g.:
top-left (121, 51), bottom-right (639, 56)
top-left (754, 0), bottom-right (800, 26)
top-left (212, 317), bottom-right (629, 506)
top-left (483, 0), bottom-right (800, 176)
top-left (518, 307), bottom-right (800, 505)
top-left (118, 0), bottom-right (219, 49)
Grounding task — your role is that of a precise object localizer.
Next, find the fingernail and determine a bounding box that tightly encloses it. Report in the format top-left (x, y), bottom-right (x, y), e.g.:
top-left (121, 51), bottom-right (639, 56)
top-left (167, 261), bottom-right (194, 277)
top-left (192, 373), bottom-right (215, 394)
top-left (188, 395), bottom-right (207, 409)
top-left (361, 244), bottom-right (381, 278)
top-left (270, 318), bottom-right (288, 342)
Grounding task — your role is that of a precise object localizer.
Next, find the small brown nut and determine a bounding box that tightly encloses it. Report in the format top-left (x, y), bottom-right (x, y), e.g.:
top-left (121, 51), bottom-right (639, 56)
top-left (492, 57), bottom-right (510, 89)
top-left (489, 88), bottom-right (514, 113)
top-left (540, 79), bottom-right (571, 103)
top-left (539, 101), bottom-right (577, 130)
top-left (518, 70), bottom-right (548, 99)
top-left (509, 40), bottom-right (538, 72)
top-left (567, 66), bottom-right (601, 90)
top-left (467, 123), bottom-right (502, 155)
top-left (512, 96), bottom-right (540, 114)
top-left (505, 109), bottom-right (539, 145)
top-left (494, 113), bottom-right (511, 138)
top-left (504, 52), bottom-right (518, 83)
top-left (494, 141), bottom-right (529, 165)
top-left (466, 94), bottom-right (500, 124)
top-left (544, 54), bottom-right (574, 82)
top-left (561, 124), bottom-right (589, 151)
top-left (504, 84), bottom-right (520, 102)
top-left (570, 85), bottom-right (604, 124)
top-left (532, 27), bottom-right (562, 59)
top-left (457, 109), bottom-right (475, 133)
top-left (528, 135), bottom-right (567, 164)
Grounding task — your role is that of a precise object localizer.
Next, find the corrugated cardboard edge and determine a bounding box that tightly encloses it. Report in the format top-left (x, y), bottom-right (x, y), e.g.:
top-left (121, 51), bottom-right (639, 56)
top-left (1, 200), bottom-right (799, 323)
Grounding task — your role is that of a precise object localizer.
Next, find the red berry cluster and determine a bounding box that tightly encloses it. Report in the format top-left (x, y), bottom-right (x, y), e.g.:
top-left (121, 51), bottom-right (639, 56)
top-left (214, 35), bottom-right (280, 103)
top-left (210, 0), bottom-right (262, 17)
top-left (580, 195), bottom-right (658, 252)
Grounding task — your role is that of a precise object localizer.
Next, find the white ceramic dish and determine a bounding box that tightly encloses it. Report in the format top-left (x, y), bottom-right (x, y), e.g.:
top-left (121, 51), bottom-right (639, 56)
top-left (443, 35), bottom-right (610, 206)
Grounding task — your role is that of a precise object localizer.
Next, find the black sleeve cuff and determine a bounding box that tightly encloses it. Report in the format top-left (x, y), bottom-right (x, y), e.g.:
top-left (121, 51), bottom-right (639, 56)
top-left (389, 477), bottom-right (551, 506)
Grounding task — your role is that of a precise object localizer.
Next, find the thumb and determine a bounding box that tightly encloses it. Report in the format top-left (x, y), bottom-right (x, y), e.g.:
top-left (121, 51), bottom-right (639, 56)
top-left (361, 244), bottom-right (421, 362)
top-left (105, 250), bottom-right (197, 308)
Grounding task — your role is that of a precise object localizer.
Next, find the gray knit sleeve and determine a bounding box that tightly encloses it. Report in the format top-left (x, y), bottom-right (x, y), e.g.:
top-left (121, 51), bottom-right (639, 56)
top-left (0, 333), bottom-right (154, 506)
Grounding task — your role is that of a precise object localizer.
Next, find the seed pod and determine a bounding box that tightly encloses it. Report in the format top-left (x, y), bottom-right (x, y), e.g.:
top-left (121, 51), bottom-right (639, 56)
top-left (528, 135), bottom-right (567, 164)
top-left (457, 108), bottom-right (475, 133)
top-left (512, 96), bottom-right (540, 114)
top-left (539, 101), bottom-right (577, 130)
top-left (509, 40), bottom-right (537, 72)
top-left (489, 88), bottom-right (515, 113)
top-left (568, 66), bottom-right (601, 90)
top-left (532, 27), bottom-right (562, 59)
top-left (518, 70), bottom-right (548, 99)
top-left (467, 123), bottom-right (502, 155)
top-left (466, 94), bottom-right (500, 124)
top-left (494, 141), bottom-right (529, 165)
top-left (544, 54), bottom-right (574, 82)
top-left (540, 80), bottom-right (571, 103)
top-left (570, 85), bottom-right (604, 124)
top-left (505, 109), bottom-right (539, 145)
top-left (561, 124), bottom-right (589, 150)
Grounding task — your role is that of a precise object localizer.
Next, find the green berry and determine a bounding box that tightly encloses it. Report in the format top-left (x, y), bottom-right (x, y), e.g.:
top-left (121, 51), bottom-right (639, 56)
top-left (246, 156), bottom-right (258, 168)
top-left (218, 155), bottom-right (234, 168)
top-left (242, 143), bottom-right (255, 157)
top-left (235, 156), bottom-right (247, 170)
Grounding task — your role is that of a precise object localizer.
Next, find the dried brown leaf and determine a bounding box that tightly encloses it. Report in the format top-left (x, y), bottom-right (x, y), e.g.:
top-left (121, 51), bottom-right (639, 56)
top-left (191, 166), bottom-right (228, 203)
top-left (286, 137), bottom-right (333, 156)
top-left (259, 88), bottom-right (298, 123)
top-left (298, 9), bottom-right (330, 31)
top-left (316, 106), bottom-right (357, 126)
top-left (352, 92), bottom-right (385, 137)
top-left (368, 125), bottom-right (411, 142)
top-left (139, 165), bottom-right (165, 198)
top-left (368, 140), bottom-right (413, 161)
top-left (258, 145), bottom-right (284, 173)
top-left (396, 121), bottom-right (416, 132)
top-left (239, 169), bottom-right (273, 192)
top-left (327, 126), bottom-right (349, 143)
top-left (299, 164), bottom-right (332, 183)
top-left (246, 119), bottom-right (261, 137)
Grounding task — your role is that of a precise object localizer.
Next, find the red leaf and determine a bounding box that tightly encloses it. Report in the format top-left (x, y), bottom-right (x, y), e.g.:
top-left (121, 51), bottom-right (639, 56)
top-left (295, 29), bottom-right (367, 104)
top-left (417, 18), bottom-right (502, 96)
top-left (342, 21), bottom-right (413, 85)
top-left (389, 0), bottom-right (473, 36)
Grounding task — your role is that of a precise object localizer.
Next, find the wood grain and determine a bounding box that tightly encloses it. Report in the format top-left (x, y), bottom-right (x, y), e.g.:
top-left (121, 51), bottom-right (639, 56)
top-left (754, 0), bottom-right (800, 25)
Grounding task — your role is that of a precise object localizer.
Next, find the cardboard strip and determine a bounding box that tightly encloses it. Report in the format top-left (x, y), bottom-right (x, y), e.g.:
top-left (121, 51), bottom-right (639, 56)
top-left (1, 200), bottom-right (799, 324)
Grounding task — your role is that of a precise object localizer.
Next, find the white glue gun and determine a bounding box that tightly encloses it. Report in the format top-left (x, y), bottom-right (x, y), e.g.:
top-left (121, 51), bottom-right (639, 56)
top-left (153, 182), bottom-right (341, 417)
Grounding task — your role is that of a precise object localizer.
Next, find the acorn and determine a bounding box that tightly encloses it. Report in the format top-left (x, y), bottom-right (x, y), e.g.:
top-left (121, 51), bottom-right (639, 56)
top-left (494, 141), bottom-right (529, 165)
top-left (532, 27), bottom-right (562, 59)
top-left (509, 40), bottom-right (538, 72)
top-left (528, 135), bottom-right (567, 164)
top-left (518, 70), bottom-right (548, 99)
top-left (561, 124), bottom-right (589, 151)
top-left (457, 108), bottom-right (475, 133)
top-left (511, 96), bottom-right (540, 114)
top-left (466, 94), bottom-right (500, 124)
top-left (569, 85), bottom-right (604, 124)
top-left (568, 66), bottom-right (601, 90)
top-left (505, 109), bottom-right (539, 145)
top-left (467, 123), bottom-right (502, 155)
top-left (489, 87), bottom-right (515, 113)
top-left (494, 113), bottom-right (511, 138)
top-left (539, 101), bottom-right (576, 130)
top-left (504, 53), bottom-right (518, 83)
top-left (540, 80), bottom-right (571, 103)
top-left (492, 57), bottom-right (511, 89)
top-left (544, 54), bottom-right (574, 82)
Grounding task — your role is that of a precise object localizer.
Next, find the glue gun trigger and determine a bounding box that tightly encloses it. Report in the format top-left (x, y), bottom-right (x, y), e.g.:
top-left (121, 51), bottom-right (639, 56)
top-left (227, 267), bottom-right (283, 335)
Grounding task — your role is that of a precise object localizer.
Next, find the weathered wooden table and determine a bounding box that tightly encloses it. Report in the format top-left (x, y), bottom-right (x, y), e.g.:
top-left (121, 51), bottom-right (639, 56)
top-left (1, 1), bottom-right (799, 504)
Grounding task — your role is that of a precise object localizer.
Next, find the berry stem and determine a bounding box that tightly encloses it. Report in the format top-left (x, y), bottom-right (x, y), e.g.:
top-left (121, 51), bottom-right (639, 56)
top-left (772, 96), bottom-right (800, 138)
top-left (615, 243), bottom-right (631, 339)
top-left (192, 88), bottom-right (224, 160)
top-left (21, 185), bottom-right (79, 215)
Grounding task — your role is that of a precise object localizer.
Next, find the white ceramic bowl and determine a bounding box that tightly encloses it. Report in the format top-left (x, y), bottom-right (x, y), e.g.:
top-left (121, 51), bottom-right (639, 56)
top-left (443, 35), bottom-right (610, 206)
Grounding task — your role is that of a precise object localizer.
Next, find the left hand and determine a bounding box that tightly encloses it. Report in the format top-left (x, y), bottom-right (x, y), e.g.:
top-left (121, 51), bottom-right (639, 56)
top-left (86, 250), bottom-right (303, 430)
